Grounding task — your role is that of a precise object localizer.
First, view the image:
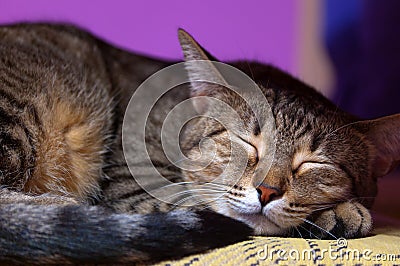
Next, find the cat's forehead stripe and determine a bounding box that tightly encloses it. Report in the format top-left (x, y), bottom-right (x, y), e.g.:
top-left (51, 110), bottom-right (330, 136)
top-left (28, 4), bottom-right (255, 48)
top-left (253, 124), bottom-right (261, 136)
top-left (251, 134), bottom-right (265, 158)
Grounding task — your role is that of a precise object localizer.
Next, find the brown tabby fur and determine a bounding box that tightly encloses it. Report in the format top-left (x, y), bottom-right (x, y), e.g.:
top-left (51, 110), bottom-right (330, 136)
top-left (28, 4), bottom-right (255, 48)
top-left (0, 23), bottom-right (399, 264)
top-left (0, 23), bottom-right (113, 199)
top-left (178, 30), bottom-right (400, 238)
top-left (0, 23), bottom-right (252, 264)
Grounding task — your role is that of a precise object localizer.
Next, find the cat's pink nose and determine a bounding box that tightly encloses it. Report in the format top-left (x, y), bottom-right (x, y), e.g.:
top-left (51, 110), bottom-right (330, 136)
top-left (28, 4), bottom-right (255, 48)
top-left (256, 185), bottom-right (280, 206)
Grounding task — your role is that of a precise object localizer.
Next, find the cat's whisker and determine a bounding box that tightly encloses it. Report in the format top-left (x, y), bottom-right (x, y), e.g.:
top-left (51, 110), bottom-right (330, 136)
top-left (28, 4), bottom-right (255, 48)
top-left (172, 193), bottom-right (221, 207)
top-left (172, 196), bottom-right (201, 207)
top-left (217, 198), bottom-right (230, 205)
top-left (163, 188), bottom-right (225, 201)
top-left (136, 163), bottom-right (235, 190)
top-left (200, 182), bottom-right (232, 189)
top-left (166, 195), bottom-right (206, 210)
top-left (311, 205), bottom-right (336, 213)
top-left (293, 226), bottom-right (303, 238)
top-left (298, 202), bottom-right (339, 213)
top-left (155, 182), bottom-right (227, 193)
top-left (297, 224), bottom-right (322, 240)
top-left (177, 194), bottom-right (220, 205)
top-left (304, 202), bottom-right (338, 207)
top-left (154, 181), bottom-right (197, 190)
top-left (174, 189), bottom-right (225, 198)
top-left (325, 120), bottom-right (364, 139)
top-left (183, 181), bottom-right (230, 190)
top-left (175, 178), bottom-right (232, 191)
top-left (299, 218), bottom-right (338, 240)
top-left (154, 180), bottom-right (230, 192)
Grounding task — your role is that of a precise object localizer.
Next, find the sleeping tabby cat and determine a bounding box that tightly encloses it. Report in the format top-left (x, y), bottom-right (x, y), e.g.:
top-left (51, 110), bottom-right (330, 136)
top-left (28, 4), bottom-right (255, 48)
top-left (0, 23), bottom-right (399, 264)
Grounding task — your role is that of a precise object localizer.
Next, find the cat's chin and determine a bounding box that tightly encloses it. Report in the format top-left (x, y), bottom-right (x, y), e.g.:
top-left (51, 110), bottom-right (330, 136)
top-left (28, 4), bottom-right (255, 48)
top-left (212, 200), bottom-right (291, 236)
top-left (217, 206), bottom-right (287, 235)
top-left (233, 212), bottom-right (287, 236)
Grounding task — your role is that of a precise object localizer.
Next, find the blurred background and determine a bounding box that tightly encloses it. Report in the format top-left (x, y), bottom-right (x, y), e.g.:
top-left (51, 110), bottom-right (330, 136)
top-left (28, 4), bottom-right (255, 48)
top-left (1, 0), bottom-right (399, 222)
top-left (1, 0), bottom-right (399, 118)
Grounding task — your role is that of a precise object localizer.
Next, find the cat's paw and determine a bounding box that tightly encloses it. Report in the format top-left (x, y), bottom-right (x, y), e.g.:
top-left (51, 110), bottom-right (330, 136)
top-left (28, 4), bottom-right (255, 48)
top-left (308, 202), bottom-right (372, 239)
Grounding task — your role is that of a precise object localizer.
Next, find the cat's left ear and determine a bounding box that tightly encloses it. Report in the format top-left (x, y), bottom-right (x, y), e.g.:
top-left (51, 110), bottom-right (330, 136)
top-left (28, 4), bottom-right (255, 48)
top-left (178, 29), bottom-right (229, 113)
top-left (359, 114), bottom-right (400, 178)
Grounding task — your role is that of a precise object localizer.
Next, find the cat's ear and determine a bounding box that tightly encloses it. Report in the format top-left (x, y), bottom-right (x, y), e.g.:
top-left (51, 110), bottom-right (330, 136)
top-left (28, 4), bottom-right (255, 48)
top-left (178, 28), bottom-right (229, 113)
top-left (178, 28), bottom-right (220, 63)
top-left (360, 114), bottom-right (400, 178)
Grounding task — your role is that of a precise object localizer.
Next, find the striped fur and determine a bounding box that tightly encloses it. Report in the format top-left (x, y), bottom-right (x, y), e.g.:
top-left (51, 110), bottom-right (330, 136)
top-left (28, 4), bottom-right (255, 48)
top-left (0, 23), bottom-right (252, 264)
top-left (178, 29), bottom-right (400, 239)
top-left (0, 23), bottom-right (399, 264)
top-left (0, 201), bottom-right (251, 264)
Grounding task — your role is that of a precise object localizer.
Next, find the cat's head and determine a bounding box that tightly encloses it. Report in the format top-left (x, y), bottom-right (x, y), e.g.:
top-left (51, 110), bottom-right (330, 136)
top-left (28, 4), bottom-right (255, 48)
top-left (177, 29), bottom-right (400, 235)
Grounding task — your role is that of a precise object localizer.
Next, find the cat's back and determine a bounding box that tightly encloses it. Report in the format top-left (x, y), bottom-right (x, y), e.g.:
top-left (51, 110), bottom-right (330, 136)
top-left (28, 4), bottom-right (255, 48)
top-left (0, 23), bottom-right (113, 199)
top-left (0, 23), bottom-right (109, 94)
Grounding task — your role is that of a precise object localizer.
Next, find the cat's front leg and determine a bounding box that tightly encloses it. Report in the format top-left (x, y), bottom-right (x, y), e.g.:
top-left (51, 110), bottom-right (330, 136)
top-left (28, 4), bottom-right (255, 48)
top-left (308, 201), bottom-right (372, 239)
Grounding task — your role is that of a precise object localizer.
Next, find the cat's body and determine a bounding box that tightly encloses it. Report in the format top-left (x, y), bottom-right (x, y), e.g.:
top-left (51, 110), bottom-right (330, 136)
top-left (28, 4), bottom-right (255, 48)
top-left (0, 23), bottom-right (399, 264)
top-left (0, 23), bottom-right (252, 264)
top-left (0, 23), bottom-right (170, 200)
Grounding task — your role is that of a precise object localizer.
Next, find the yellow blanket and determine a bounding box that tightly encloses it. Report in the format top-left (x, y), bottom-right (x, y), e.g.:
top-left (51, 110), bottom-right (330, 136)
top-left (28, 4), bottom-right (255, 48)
top-left (158, 227), bottom-right (400, 265)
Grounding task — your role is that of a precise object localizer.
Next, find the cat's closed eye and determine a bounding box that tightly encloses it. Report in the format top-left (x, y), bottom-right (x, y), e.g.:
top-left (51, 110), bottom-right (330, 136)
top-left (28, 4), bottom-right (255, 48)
top-left (293, 161), bottom-right (332, 175)
top-left (234, 135), bottom-right (259, 166)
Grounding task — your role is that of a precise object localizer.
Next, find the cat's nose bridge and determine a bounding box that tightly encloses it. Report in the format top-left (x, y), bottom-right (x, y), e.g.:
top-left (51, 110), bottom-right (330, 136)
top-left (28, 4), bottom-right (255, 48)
top-left (253, 163), bottom-right (288, 205)
top-left (255, 163), bottom-right (288, 190)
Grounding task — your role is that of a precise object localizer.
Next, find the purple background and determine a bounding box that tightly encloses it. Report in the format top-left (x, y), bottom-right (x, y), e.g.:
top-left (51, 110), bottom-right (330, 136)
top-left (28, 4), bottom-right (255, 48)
top-left (0, 0), bottom-right (299, 73)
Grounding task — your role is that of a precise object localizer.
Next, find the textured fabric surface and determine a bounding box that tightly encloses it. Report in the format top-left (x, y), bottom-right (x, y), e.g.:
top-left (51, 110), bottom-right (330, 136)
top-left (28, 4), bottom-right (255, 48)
top-left (158, 227), bottom-right (400, 265)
